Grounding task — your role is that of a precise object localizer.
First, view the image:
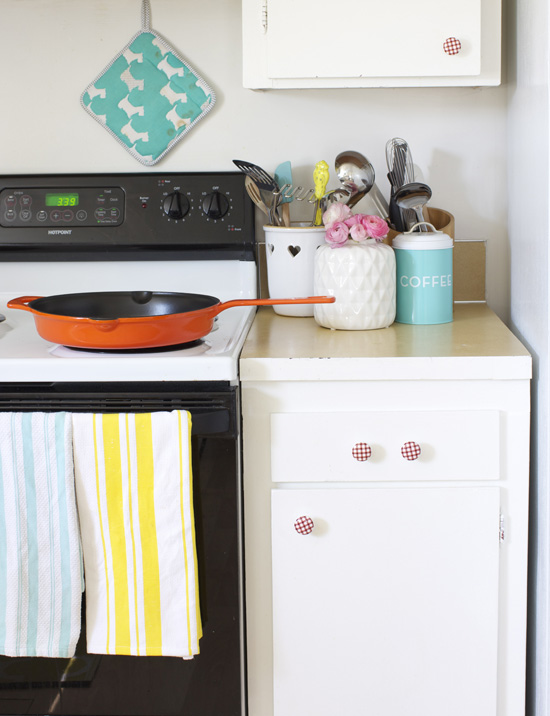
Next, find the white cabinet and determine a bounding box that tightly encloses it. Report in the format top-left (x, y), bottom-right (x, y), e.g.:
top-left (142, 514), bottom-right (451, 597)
top-left (240, 305), bottom-right (531, 716)
top-left (272, 487), bottom-right (500, 716)
top-left (242, 0), bottom-right (501, 88)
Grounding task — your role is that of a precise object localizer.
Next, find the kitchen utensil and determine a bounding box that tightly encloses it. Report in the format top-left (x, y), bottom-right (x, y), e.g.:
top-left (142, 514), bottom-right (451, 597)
top-left (294, 188), bottom-right (316, 203)
top-left (271, 184), bottom-right (294, 227)
top-left (335, 150), bottom-right (369, 206)
top-left (319, 187), bottom-right (352, 214)
top-left (245, 176), bottom-right (270, 219)
top-left (275, 161), bottom-right (293, 227)
top-left (394, 182), bottom-right (432, 231)
top-left (232, 159), bottom-right (277, 191)
top-left (313, 160), bottom-right (329, 225)
top-left (386, 138), bottom-right (415, 187)
top-left (233, 159), bottom-right (280, 225)
top-left (8, 292), bottom-right (335, 350)
top-left (386, 138), bottom-right (416, 231)
top-left (392, 222), bottom-right (453, 324)
top-left (282, 185), bottom-right (303, 200)
top-left (334, 151), bottom-right (389, 216)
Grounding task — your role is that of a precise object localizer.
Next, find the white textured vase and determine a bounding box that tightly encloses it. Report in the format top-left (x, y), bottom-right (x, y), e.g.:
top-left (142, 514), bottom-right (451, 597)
top-left (313, 239), bottom-right (396, 330)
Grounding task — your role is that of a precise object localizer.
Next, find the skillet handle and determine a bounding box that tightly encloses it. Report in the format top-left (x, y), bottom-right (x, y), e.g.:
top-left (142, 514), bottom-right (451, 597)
top-left (7, 296), bottom-right (43, 312)
top-left (217, 296), bottom-right (336, 312)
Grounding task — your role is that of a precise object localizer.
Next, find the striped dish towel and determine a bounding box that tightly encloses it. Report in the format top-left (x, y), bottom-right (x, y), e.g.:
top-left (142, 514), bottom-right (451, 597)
top-left (0, 412), bottom-right (83, 657)
top-left (72, 411), bottom-right (202, 657)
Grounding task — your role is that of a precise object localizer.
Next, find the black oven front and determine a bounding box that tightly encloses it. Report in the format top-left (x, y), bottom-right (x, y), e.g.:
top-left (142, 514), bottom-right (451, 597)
top-left (0, 381), bottom-right (245, 716)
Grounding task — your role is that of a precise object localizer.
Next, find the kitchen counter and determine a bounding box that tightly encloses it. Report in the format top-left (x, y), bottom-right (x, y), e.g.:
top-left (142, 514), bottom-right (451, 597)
top-left (240, 303), bottom-right (531, 382)
top-left (240, 301), bottom-right (531, 716)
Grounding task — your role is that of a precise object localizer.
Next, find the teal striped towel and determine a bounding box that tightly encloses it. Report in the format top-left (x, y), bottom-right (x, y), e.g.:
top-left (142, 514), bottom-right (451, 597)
top-left (0, 413), bottom-right (83, 657)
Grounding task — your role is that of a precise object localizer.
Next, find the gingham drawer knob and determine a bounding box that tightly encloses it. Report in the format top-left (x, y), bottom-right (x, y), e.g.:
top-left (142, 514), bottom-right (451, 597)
top-left (294, 516), bottom-right (314, 535)
top-left (443, 37), bottom-right (462, 55)
top-left (401, 441), bottom-right (421, 461)
top-left (352, 442), bottom-right (372, 462)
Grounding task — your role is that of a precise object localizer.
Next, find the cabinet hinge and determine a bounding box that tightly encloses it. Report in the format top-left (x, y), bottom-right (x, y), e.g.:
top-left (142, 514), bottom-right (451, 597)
top-left (262, 0), bottom-right (268, 33)
top-left (499, 513), bottom-right (505, 543)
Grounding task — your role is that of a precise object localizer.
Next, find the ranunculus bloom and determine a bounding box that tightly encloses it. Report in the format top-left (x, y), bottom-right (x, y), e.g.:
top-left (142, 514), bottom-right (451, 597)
top-left (344, 214), bottom-right (363, 228)
top-left (349, 222), bottom-right (368, 241)
top-left (361, 215), bottom-right (389, 240)
top-left (322, 202), bottom-right (352, 228)
top-left (325, 221), bottom-right (350, 247)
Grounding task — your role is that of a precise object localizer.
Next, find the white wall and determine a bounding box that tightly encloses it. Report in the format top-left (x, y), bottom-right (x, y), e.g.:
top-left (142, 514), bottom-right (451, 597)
top-left (0, 0), bottom-right (510, 315)
top-left (507, 0), bottom-right (550, 711)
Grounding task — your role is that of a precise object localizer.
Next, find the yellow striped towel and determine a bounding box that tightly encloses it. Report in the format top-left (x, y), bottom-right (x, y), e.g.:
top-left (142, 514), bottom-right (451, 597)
top-left (72, 411), bottom-right (202, 657)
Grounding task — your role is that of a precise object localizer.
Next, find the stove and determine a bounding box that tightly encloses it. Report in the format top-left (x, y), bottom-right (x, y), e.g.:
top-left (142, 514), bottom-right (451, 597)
top-left (0, 172), bottom-right (257, 382)
top-left (0, 172), bottom-right (256, 716)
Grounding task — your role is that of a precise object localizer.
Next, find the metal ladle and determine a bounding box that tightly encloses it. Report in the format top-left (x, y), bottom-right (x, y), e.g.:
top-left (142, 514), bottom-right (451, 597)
top-left (394, 182), bottom-right (432, 231)
top-left (334, 151), bottom-right (389, 217)
top-left (335, 150), bottom-right (372, 207)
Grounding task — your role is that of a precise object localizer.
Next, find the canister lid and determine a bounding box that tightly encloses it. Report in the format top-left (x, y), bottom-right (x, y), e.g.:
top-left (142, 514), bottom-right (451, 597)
top-left (392, 222), bottom-right (453, 250)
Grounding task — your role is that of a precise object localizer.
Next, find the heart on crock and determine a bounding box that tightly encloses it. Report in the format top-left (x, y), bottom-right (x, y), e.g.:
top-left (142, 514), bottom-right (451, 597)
top-left (267, 243), bottom-right (275, 254)
top-left (287, 245), bottom-right (301, 257)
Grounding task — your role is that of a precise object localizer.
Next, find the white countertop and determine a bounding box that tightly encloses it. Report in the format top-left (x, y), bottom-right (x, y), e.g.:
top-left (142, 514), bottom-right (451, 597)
top-left (239, 303), bottom-right (532, 382)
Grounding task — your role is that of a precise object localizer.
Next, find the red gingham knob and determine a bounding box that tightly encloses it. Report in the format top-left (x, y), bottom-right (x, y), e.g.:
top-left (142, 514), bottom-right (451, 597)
top-left (443, 37), bottom-right (462, 55)
top-left (401, 441), bottom-right (421, 461)
top-left (352, 442), bottom-right (372, 462)
top-left (294, 516), bottom-right (314, 535)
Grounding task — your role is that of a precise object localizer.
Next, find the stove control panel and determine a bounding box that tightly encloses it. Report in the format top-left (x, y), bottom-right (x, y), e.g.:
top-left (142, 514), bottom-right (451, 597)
top-left (0, 172), bottom-right (254, 257)
top-left (0, 186), bottom-right (125, 227)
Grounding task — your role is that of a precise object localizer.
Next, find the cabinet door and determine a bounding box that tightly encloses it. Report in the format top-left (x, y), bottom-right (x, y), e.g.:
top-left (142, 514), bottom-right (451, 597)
top-left (267, 0), bottom-right (480, 79)
top-left (271, 486), bottom-right (500, 716)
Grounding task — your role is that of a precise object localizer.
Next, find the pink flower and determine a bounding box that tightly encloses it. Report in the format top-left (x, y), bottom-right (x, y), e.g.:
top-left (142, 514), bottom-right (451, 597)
top-left (325, 221), bottom-right (350, 247)
top-left (349, 222), bottom-right (368, 241)
top-left (344, 214), bottom-right (364, 228)
top-left (322, 202), bottom-right (352, 228)
top-left (361, 215), bottom-right (389, 240)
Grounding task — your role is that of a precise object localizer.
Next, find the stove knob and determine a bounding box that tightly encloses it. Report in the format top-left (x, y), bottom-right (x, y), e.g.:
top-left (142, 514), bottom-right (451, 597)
top-left (202, 191), bottom-right (229, 220)
top-left (163, 191), bottom-right (190, 220)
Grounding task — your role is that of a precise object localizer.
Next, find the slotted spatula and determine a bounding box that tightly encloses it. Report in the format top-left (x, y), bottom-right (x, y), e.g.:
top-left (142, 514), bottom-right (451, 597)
top-left (233, 159), bottom-right (278, 191)
top-left (233, 159), bottom-right (279, 224)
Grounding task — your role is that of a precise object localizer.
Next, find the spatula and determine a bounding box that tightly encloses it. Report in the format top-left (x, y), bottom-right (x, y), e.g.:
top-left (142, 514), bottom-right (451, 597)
top-left (274, 161), bottom-right (292, 227)
top-left (245, 176), bottom-right (270, 220)
top-left (233, 159), bottom-right (280, 225)
top-left (233, 159), bottom-right (278, 192)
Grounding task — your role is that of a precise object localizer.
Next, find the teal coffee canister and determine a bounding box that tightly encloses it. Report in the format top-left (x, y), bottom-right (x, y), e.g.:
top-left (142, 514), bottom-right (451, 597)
top-left (392, 222), bottom-right (453, 324)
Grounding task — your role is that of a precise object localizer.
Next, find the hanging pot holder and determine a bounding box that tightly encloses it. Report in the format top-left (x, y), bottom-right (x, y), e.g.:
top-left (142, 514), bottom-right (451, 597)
top-left (81, 0), bottom-right (216, 166)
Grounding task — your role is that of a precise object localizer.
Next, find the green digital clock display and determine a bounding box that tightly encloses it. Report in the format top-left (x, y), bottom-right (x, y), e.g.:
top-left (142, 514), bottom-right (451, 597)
top-left (45, 193), bottom-right (79, 207)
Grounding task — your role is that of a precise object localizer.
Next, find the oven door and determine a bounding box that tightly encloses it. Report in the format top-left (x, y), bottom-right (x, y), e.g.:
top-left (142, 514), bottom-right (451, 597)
top-left (0, 382), bottom-right (245, 716)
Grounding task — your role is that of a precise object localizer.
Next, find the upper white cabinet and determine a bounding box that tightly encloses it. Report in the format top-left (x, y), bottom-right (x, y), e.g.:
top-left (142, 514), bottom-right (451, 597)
top-left (242, 0), bottom-right (501, 88)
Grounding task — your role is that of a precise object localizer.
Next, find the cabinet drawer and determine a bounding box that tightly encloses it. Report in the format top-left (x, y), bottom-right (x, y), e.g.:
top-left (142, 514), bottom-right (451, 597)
top-left (271, 410), bottom-right (500, 482)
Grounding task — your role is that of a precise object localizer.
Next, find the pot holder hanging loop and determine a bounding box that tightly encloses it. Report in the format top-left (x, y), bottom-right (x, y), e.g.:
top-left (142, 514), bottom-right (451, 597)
top-left (81, 0), bottom-right (216, 166)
